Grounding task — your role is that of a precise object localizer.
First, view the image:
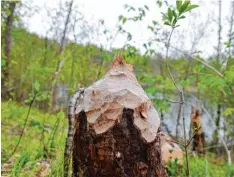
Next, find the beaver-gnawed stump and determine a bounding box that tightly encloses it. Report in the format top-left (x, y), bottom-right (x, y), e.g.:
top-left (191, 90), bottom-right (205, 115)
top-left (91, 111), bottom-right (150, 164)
top-left (70, 56), bottom-right (167, 177)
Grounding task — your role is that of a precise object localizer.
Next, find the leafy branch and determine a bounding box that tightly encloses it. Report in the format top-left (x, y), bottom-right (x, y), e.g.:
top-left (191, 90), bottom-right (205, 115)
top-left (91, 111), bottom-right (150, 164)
top-left (161, 1), bottom-right (199, 176)
top-left (161, 1), bottom-right (198, 28)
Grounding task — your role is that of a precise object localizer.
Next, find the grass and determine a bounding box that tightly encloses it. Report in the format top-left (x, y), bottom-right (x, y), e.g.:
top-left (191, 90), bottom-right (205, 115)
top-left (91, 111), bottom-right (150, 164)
top-left (1, 101), bottom-right (67, 177)
top-left (1, 101), bottom-right (234, 177)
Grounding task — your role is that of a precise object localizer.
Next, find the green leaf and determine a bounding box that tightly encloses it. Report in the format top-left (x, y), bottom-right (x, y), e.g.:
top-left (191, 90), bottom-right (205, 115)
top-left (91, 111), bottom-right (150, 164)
top-left (168, 8), bottom-right (173, 22)
top-left (157, 0), bottom-right (162, 7)
top-left (118, 25), bottom-right (122, 32)
top-left (34, 80), bottom-right (40, 92)
top-left (179, 15), bottom-right (186, 19)
top-left (1, 59), bottom-right (6, 67)
top-left (161, 12), bottom-right (168, 21)
top-left (172, 10), bottom-right (177, 19)
top-left (180, 80), bottom-right (189, 87)
top-left (185, 4), bottom-right (199, 12)
top-left (224, 41), bottom-right (230, 48)
top-left (176, 1), bottom-right (182, 11)
top-left (224, 71), bottom-right (234, 82)
top-left (148, 25), bottom-right (154, 31)
top-left (179, 1), bottom-right (190, 15)
top-left (146, 87), bottom-right (156, 94)
top-left (144, 5), bottom-right (149, 10)
top-left (164, 21), bottom-right (171, 26)
top-left (143, 75), bottom-right (154, 84)
top-left (172, 18), bottom-right (177, 26)
top-left (122, 17), bottom-right (127, 24)
top-left (128, 7), bottom-right (135, 12)
top-left (11, 60), bottom-right (18, 65)
top-left (118, 15), bottom-right (123, 21)
top-left (152, 20), bottom-right (157, 25)
top-left (149, 49), bottom-right (156, 55)
top-left (223, 108), bottom-right (234, 116)
top-left (123, 4), bottom-right (128, 9)
top-left (127, 33), bottom-right (132, 41)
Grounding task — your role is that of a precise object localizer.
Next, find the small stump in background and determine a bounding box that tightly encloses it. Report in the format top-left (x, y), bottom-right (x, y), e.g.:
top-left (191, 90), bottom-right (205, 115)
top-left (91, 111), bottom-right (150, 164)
top-left (190, 105), bottom-right (205, 155)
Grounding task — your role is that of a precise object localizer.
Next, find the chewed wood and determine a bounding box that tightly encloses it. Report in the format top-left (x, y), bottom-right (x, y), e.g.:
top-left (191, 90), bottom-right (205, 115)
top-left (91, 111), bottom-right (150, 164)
top-left (72, 109), bottom-right (167, 177)
top-left (68, 56), bottom-right (167, 177)
top-left (77, 55), bottom-right (161, 143)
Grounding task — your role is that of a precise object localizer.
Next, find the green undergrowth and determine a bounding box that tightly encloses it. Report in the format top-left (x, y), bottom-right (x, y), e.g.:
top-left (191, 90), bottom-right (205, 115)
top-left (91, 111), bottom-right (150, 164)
top-left (167, 155), bottom-right (234, 177)
top-left (1, 101), bottom-right (67, 176)
top-left (1, 101), bottom-right (234, 177)
top-left (187, 155), bottom-right (234, 177)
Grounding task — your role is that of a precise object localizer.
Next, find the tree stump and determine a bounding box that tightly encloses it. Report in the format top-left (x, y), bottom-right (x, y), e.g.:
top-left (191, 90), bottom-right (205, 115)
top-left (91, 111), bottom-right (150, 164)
top-left (190, 105), bottom-right (205, 155)
top-left (66, 56), bottom-right (167, 177)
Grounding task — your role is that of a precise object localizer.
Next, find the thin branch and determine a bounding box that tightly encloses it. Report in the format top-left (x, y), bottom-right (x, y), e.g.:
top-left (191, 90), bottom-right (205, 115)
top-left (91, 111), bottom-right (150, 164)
top-left (165, 28), bottom-right (182, 93)
top-left (165, 27), bottom-right (189, 175)
top-left (165, 99), bottom-right (183, 104)
top-left (165, 139), bottom-right (184, 147)
top-left (194, 57), bottom-right (224, 77)
top-left (186, 126), bottom-right (201, 147)
top-left (204, 143), bottom-right (234, 151)
top-left (182, 94), bottom-right (190, 176)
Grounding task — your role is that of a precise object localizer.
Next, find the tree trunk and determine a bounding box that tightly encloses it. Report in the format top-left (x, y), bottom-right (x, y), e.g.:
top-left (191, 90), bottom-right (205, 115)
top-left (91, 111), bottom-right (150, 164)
top-left (51, 0), bottom-right (74, 110)
top-left (72, 109), bottom-right (167, 177)
top-left (228, 1), bottom-right (234, 57)
top-left (217, 0), bottom-right (222, 64)
top-left (1, 2), bottom-right (17, 100)
top-left (213, 104), bottom-right (221, 145)
top-left (64, 56), bottom-right (167, 177)
top-left (190, 105), bottom-right (205, 155)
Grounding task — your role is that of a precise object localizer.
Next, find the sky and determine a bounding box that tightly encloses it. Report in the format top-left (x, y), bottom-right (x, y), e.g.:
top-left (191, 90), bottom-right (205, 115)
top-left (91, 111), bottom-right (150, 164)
top-left (20, 0), bottom-right (234, 58)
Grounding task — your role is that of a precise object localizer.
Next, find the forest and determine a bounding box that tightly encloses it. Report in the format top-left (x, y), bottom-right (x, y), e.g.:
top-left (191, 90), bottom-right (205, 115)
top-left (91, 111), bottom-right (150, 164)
top-left (1, 0), bottom-right (234, 177)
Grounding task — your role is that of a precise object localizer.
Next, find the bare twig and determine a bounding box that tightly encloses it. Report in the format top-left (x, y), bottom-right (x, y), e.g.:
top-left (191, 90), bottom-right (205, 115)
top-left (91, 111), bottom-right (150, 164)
top-left (165, 138), bottom-right (184, 147)
top-left (194, 57), bottom-right (224, 77)
top-left (165, 99), bottom-right (183, 104)
top-left (175, 94), bottom-right (183, 138)
top-left (204, 143), bottom-right (234, 151)
top-left (165, 28), bottom-right (182, 93)
top-left (186, 126), bottom-right (201, 148)
top-left (181, 94), bottom-right (190, 176)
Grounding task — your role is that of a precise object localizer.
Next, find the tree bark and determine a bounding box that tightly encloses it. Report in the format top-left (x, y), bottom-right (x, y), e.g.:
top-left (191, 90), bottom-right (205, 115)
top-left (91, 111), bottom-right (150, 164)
top-left (51, 0), bottom-right (74, 109)
top-left (217, 0), bottom-right (222, 64)
top-left (65, 56), bottom-right (167, 177)
top-left (190, 106), bottom-right (205, 155)
top-left (72, 108), bottom-right (167, 177)
top-left (1, 2), bottom-right (17, 100)
top-left (213, 104), bottom-right (221, 145)
top-left (228, 1), bottom-right (234, 57)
